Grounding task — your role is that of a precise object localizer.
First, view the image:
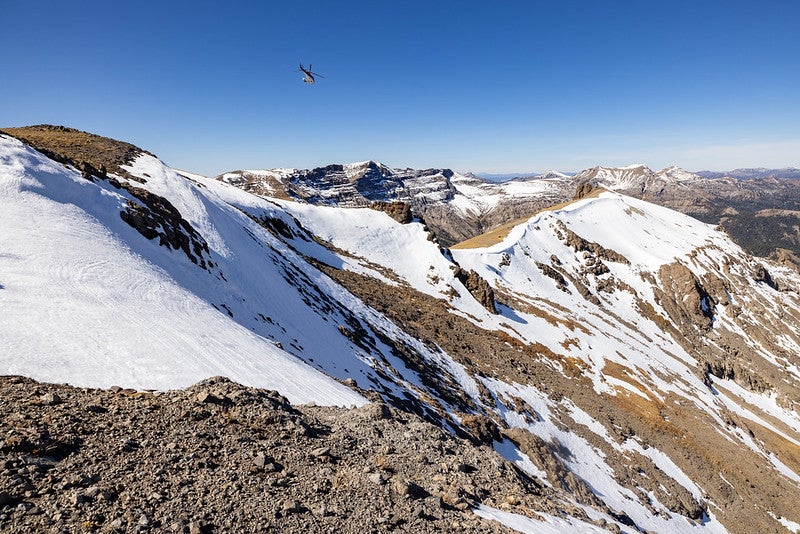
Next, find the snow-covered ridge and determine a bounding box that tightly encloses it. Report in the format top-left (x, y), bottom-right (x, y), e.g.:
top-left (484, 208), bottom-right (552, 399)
top-left (0, 133), bottom-right (508, 416)
top-left (216, 160), bottom-right (578, 247)
top-left (1, 135), bottom-right (374, 407)
top-left (217, 160), bottom-right (724, 249)
top-left (572, 164), bottom-right (704, 189)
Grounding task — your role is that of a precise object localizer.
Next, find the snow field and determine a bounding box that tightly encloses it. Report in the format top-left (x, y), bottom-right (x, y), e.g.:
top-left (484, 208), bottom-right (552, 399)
top-left (0, 136), bottom-right (368, 406)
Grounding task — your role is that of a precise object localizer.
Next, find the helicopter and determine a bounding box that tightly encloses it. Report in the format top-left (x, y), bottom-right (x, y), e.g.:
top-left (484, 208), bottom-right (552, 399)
top-left (298, 62), bottom-right (324, 84)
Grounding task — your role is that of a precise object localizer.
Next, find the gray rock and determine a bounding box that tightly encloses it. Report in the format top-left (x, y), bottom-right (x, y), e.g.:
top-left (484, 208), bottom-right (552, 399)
top-left (311, 446), bottom-right (330, 458)
top-left (41, 392), bottom-right (62, 405)
top-left (70, 490), bottom-right (85, 505)
top-left (253, 452), bottom-right (267, 468)
top-left (281, 499), bottom-right (302, 514)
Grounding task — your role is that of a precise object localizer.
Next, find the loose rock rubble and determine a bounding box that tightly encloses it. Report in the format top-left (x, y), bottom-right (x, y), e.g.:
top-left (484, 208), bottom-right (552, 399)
top-left (0, 375), bottom-right (589, 533)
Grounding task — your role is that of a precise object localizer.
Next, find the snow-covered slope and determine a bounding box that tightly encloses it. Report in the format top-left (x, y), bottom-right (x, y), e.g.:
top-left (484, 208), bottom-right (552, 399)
top-left (0, 131), bottom-right (510, 418)
top-left (0, 135), bottom-right (370, 406)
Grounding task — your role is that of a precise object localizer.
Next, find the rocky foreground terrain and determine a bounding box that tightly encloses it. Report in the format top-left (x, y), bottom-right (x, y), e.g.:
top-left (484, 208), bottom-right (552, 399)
top-left (0, 376), bottom-right (547, 533)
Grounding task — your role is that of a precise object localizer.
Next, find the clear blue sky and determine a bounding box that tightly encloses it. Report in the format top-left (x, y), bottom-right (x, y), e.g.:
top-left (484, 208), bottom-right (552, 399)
top-left (2, 0), bottom-right (798, 175)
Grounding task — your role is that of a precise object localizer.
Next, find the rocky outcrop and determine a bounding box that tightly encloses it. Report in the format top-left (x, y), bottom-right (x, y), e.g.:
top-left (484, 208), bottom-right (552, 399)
top-left (771, 248), bottom-right (800, 272)
top-left (459, 414), bottom-right (501, 446)
top-left (535, 261), bottom-right (569, 292)
top-left (555, 221), bottom-right (630, 265)
top-left (655, 262), bottom-right (715, 333)
top-left (119, 184), bottom-right (213, 269)
top-left (453, 267), bottom-right (497, 313)
top-left (753, 263), bottom-right (777, 290)
top-left (572, 182), bottom-right (598, 200)
top-left (370, 201), bottom-right (413, 224)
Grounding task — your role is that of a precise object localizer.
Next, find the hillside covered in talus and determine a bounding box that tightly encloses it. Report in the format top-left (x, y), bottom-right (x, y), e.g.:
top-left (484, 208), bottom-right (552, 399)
top-left (1, 126), bottom-right (799, 533)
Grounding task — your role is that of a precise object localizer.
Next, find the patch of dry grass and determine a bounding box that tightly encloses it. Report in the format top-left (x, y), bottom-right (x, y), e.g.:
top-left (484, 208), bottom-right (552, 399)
top-left (2, 124), bottom-right (150, 180)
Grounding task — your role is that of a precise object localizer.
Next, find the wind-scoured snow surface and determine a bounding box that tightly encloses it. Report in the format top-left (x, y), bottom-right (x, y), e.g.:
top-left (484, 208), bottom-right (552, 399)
top-left (0, 135), bottom-right (367, 406)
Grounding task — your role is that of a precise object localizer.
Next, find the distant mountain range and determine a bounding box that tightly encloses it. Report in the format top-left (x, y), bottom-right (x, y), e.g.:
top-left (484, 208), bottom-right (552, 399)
top-left (477, 167), bottom-right (800, 182)
top-left (696, 167), bottom-right (800, 180)
top-left (472, 170), bottom-right (575, 182)
top-left (218, 160), bottom-right (800, 265)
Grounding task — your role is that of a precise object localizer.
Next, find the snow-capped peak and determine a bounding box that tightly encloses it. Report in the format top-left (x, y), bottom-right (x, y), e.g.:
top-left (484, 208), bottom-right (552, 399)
top-left (572, 164), bottom-right (654, 188)
top-left (535, 169), bottom-right (570, 179)
top-left (654, 165), bottom-right (702, 183)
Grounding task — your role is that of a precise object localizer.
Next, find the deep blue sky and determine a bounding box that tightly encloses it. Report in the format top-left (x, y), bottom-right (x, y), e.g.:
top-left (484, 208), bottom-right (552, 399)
top-left (2, 1), bottom-right (798, 175)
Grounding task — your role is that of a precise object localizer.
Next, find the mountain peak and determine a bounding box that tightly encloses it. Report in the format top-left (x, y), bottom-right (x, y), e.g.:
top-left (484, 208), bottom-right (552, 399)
top-left (536, 169), bottom-right (570, 179)
top-left (654, 165), bottom-right (701, 182)
top-left (573, 163), bottom-right (654, 185)
top-left (620, 163), bottom-right (650, 170)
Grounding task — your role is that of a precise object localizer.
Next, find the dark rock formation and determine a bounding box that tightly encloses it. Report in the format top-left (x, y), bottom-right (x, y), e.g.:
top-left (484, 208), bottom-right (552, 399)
top-left (573, 182), bottom-right (598, 200)
top-left (556, 221), bottom-right (630, 265)
top-left (370, 201), bottom-right (413, 224)
top-left (535, 261), bottom-right (569, 292)
top-left (119, 184), bottom-right (213, 269)
top-left (655, 262), bottom-right (715, 332)
top-left (453, 267), bottom-right (497, 313)
top-left (753, 263), bottom-right (777, 290)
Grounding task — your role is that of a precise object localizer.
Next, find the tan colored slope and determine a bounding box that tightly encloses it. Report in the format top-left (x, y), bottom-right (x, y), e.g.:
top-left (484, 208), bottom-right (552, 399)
top-left (1, 124), bottom-right (149, 179)
top-left (451, 187), bottom-right (604, 250)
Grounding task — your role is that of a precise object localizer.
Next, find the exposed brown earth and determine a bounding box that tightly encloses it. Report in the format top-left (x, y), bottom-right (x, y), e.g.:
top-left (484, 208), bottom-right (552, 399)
top-left (451, 189), bottom-right (605, 250)
top-left (2, 125), bottom-right (150, 182)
